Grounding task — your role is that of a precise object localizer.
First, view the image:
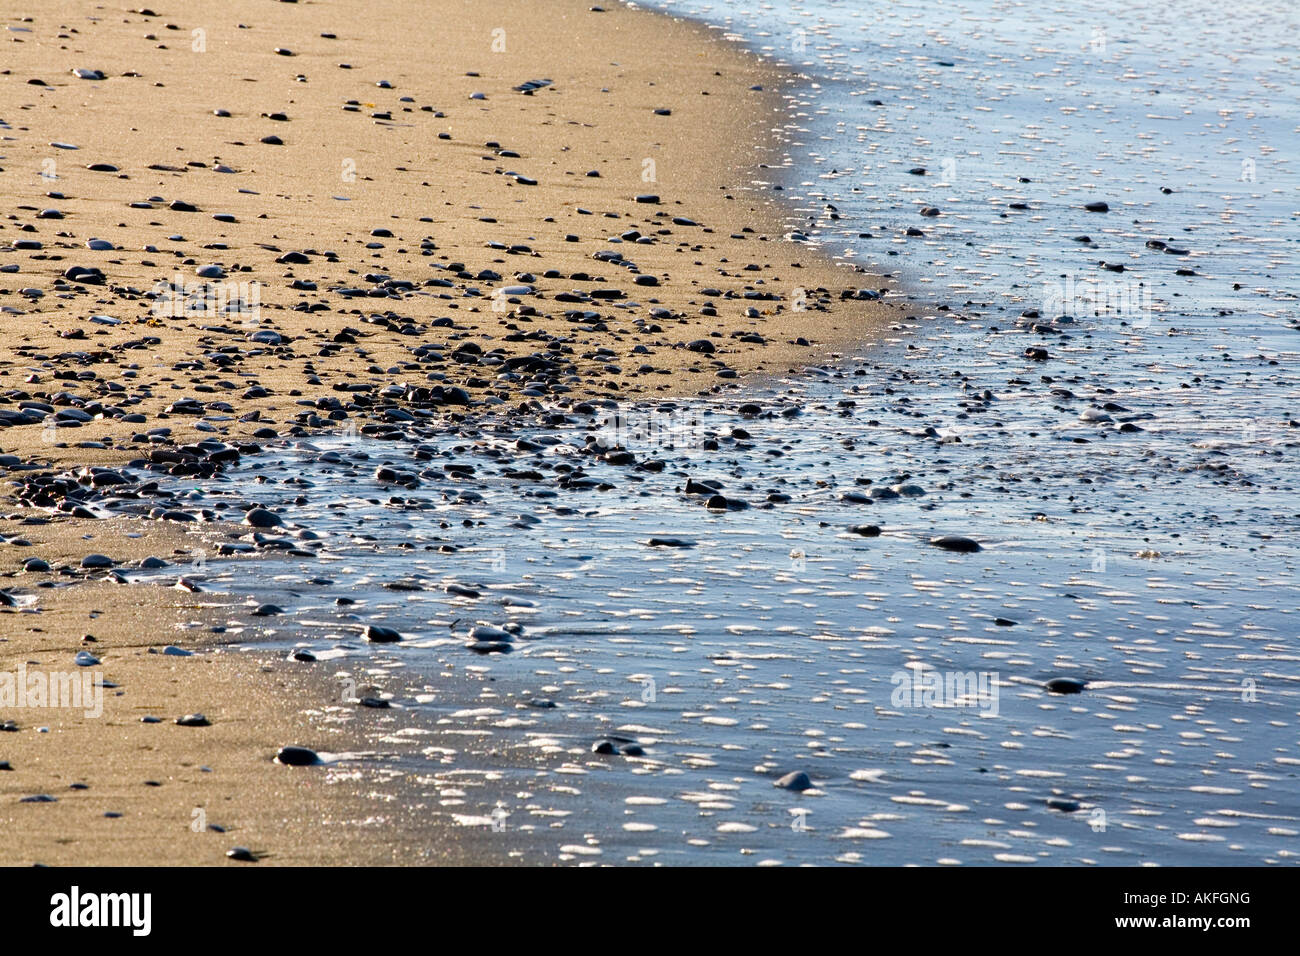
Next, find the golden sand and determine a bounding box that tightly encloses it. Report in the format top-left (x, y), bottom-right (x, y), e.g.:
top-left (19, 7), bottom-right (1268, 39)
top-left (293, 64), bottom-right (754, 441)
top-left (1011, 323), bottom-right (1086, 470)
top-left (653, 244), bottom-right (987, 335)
top-left (0, 0), bottom-right (893, 864)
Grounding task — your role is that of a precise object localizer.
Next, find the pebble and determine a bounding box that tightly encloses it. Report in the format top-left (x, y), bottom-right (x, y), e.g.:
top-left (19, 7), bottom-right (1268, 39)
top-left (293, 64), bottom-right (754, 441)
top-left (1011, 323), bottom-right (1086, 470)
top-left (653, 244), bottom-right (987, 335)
top-left (275, 745), bottom-right (320, 766)
top-left (175, 713), bottom-right (210, 727)
top-left (363, 624), bottom-right (403, 643)
top-left (928, 535), bottom-right (981, 553)
top-left (244, 507), bottom-right (282, 528)
top-left (1044, 678), bottom-right (1087, 695)
top-left (775, 771), bottom-right (813, 791)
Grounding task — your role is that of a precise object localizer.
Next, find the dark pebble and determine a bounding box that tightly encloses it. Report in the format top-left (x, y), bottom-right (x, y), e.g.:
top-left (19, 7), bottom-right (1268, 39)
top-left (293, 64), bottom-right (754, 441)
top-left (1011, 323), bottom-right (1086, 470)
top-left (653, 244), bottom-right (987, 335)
top-left (1045, 677), bottom-right (1087, 695)
top-left (775, 770), bottom-right (813, 791)
top-left (274, 745), bottom-right (320, 766)
top-left (929, 535), bottom-right (982, 553)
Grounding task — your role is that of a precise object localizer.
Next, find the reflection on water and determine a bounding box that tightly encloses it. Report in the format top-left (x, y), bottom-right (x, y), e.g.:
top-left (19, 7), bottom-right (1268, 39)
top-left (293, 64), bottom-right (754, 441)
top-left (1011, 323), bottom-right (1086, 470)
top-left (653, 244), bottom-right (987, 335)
top-left (107, 0), bottom-right (1299, 865)
top-left (125, 318), bottom-right (1300, 863)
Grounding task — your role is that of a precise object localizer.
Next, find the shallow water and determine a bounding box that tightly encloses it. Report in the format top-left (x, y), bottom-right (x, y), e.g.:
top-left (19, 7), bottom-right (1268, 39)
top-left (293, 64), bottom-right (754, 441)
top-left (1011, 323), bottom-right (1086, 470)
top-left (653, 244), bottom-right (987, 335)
top-left (115, 324), bottom-right (1300, 864)
top-left (646, 0), bottom-right (1297, 319)
top-left (104, 0), bottom-right (1300, 865)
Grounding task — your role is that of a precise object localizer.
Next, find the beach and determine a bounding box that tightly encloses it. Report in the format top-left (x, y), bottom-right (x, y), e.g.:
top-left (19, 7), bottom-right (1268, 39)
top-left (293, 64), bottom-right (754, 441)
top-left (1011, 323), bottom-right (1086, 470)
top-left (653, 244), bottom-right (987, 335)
top-left (0, 0), bottom-right (890, 864)
top-left (3, 0), bottom-right (1297, 870)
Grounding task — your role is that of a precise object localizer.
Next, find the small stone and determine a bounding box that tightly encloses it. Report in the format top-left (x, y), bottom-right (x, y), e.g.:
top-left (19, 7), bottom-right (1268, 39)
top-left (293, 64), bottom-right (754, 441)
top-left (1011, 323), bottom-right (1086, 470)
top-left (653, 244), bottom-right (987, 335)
top-left (363, 624), bottom-right (402, 643)
top-left (929, 535), bottom-right (981, 553)
top-left (1045, 677), bottom-right (1087, 695)
top-left (775, 770), bottom-right (813, 791)
top-left (243, 507), bottom-right (281, 528)
top-left (227, 846), bottom-right (258, 862)
top-left (175, 713), bottom-right (210, 727)
top-left (1046, 797), bottom-right (1081, 812)
top-left (275, 745), bottom-right (320, 766)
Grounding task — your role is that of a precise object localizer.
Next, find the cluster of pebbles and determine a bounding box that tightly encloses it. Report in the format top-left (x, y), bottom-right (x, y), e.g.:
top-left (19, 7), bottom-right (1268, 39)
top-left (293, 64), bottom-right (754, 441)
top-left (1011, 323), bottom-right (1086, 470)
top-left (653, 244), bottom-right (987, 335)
top-left (56, 295), bottom-right (1291, 864)
top-left (1, 0), bottom-right (1296, 866)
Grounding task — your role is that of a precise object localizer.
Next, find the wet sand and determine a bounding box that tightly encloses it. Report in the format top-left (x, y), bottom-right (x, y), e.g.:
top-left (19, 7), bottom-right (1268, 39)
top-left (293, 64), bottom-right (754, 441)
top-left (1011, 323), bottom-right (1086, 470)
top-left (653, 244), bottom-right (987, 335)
top-left (0, 0), bottom-right (893, 864)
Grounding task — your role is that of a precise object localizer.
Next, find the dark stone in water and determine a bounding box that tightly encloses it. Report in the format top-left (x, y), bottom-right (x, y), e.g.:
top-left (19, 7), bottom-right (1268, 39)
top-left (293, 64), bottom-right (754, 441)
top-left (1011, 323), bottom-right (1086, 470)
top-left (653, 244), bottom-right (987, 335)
top-left (646, 537), bottom-right (694, 548)
top-left (591, 740), bottom-right (617, 755)
top-left (775, 770), bottom-right (813, 791)
top-left (357, 696), bottom-right (390, 709)
top-left (275, 745), bottom-right (320, 766)
top-left (251, 603), bottom-right (283, 616)
top-left (929, 535), bottom-right (981, 553)
top-left (1046, 797), bottom-right (1081, 812)
top-left (849, 524), bottom-right (882, 537)
top-left (466, 641), bottom-right (512, 654)
top-left (363, 624), bottom-right (402, 643)
top-left (1045, 677), bottom-right (1086, 695)
top-left (244, 507), bottom-right (282, 528)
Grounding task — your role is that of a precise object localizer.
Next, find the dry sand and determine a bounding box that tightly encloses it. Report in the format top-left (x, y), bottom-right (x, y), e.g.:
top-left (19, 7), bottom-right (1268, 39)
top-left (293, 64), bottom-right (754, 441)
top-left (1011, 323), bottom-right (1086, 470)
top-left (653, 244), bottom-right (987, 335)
top-left (0, 0), bottom-right (895, 864)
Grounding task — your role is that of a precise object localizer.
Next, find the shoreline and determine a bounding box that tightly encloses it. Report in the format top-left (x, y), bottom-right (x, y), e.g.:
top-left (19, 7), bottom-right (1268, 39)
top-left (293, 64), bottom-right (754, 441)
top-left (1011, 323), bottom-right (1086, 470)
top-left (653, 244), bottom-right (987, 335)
top-left (0, 0), bottom-right (896, 865)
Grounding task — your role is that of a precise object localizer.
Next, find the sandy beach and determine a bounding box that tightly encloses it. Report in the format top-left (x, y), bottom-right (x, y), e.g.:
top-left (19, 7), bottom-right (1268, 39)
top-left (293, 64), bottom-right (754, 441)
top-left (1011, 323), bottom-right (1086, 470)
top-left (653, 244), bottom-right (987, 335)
top-left (0, 0), bottom-right (892, 864)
